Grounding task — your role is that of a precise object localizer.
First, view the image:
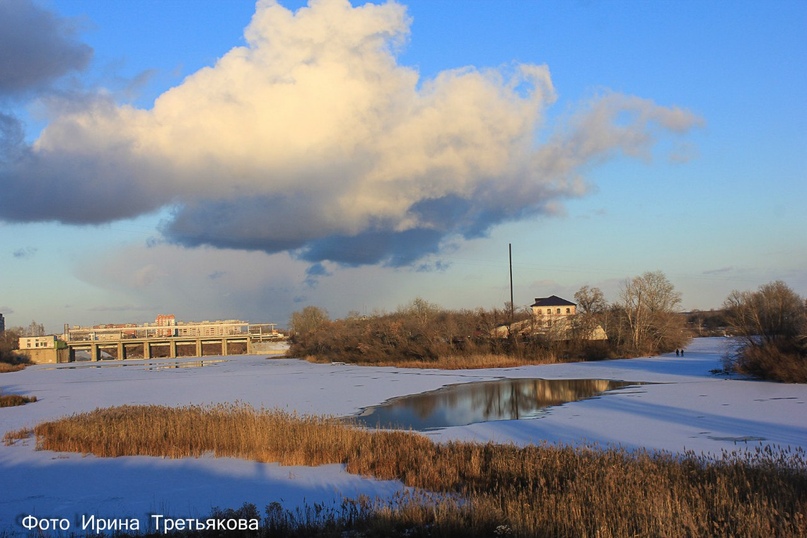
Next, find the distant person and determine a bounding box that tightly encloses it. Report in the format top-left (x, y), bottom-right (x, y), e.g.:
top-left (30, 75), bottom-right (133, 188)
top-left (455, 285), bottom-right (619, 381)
top-left (675, 349), bottom-right (679, 357)
top-left (681, 349), bottom-right (685, 357)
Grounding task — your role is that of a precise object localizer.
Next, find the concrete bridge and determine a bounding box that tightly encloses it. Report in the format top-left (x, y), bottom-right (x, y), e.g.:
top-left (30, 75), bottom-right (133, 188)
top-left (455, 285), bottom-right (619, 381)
top-left (64, 322), bottom-right (282, 361)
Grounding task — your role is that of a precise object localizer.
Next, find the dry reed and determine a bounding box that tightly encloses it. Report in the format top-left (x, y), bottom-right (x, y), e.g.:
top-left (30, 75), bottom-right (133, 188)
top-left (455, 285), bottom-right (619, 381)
top-left (0, 362), bottom-right (27, 373)
top-left (3, 426), bottom-right (33, 446)
top-left (22, 404), bottom-right (807, 537)
top-left (304, 353), bottom-right (565, 369)
top-left (0, 393), bottom-right (37, 407)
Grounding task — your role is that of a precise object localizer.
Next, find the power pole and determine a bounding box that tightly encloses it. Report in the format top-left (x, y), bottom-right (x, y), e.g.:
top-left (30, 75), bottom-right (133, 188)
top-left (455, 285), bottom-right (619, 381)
top-left (509, 243), bottom-right (514, 324)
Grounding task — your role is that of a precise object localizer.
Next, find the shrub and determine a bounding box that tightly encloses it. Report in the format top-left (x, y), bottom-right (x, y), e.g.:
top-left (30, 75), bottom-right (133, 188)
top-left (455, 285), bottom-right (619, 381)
top-left (0, 393), bottom-right (37, 407)
top-left (733, 340), bottom-right (807, 383)
top-left (723, 281), bottom-right (807, 382)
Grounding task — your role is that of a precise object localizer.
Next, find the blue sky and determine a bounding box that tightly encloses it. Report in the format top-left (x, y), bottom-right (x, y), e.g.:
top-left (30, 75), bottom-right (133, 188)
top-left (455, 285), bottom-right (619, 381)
top-left (1, 0), bottom-right (805, 333)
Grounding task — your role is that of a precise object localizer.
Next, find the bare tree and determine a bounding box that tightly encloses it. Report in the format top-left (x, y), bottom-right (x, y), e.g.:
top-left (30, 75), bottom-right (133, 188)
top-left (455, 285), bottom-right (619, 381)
top-left (288, 306), bottom-right (330, 337)
top-left (722, 281), bottom-right (806, 382)
top-left (723, 281), bottom-right (805, 345)
top-left (25, 320), bottom-right (45, 337)
top-left (570, 286), bottom-right (605, 342)
top-left (618, 271), bottom-right (686, 354)
top-left (575, 285), bottom-right (606, 315)
top-left (398, 297), bottom-right (440, 327)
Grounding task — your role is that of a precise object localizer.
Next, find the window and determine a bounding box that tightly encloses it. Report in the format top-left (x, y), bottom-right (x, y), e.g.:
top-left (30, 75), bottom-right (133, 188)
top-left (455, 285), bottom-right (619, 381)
top-left (566, 308), bottom-right (571, 314)
top-left (556, 308), bottom-right (561, 314)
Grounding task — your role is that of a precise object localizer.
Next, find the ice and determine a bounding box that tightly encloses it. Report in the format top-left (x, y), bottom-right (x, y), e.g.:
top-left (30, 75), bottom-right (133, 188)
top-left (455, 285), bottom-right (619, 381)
top-left (1, 337), bottom-right (805, 534)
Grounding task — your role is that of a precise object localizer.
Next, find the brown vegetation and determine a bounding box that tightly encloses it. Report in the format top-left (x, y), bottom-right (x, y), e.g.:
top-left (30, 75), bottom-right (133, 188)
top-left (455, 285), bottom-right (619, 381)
top-left (3, 427), bottom-right (33, 445)
top-left (287, 287), bottom-right (687, 368)
top-left (18, 404), bottom-right (807, 537)
top-left (1, 327), bottom-right (31, 372)
top-left (288, 300), bottom-right (521, 365)
top-left (0, 332), bottom-right (35, 390)
top-left (303, 352), bottom-right (567, 369)
top-left (732, 339), bottom-right (807, 383)
top-left (723, 281), bottom-right (807, 383)
top-left (0, 393), bottom-right (37, 407)
top-left (0, 362), bottom-right (27, 373)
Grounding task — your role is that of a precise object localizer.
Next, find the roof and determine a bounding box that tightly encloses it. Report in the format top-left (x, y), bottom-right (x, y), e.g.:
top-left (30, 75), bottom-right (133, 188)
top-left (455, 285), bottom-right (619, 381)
top-left (531, 295), bottom-right (576, 307)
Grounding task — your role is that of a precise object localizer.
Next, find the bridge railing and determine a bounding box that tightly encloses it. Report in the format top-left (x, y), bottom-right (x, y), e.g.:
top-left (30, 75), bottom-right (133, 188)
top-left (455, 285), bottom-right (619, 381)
top-left (65, 322), bottom-right (277, 342)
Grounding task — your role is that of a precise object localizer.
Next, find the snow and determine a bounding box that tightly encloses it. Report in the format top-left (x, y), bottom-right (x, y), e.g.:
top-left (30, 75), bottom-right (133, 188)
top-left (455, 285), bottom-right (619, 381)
top-left (1, 337), bottom-right (805, 534)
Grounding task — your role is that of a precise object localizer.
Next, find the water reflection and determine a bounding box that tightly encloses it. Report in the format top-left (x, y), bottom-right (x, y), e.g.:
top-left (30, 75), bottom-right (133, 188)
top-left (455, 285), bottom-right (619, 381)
top-left (356, 378), bottom-right (640, 431)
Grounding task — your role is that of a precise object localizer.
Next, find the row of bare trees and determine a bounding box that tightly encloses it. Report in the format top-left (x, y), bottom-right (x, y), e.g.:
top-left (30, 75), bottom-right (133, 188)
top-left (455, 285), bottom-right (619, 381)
top-left (287, 298), bottom-right (544, 364)
top-left (576, 271), bottom-right (689, 356)
top-left (287, 271), bottom-right (690, 364)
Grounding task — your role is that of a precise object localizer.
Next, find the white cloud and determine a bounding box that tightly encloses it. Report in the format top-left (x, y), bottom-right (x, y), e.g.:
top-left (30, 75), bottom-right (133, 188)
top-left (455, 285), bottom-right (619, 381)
top-left (0, 0), bottom-right (702, 268)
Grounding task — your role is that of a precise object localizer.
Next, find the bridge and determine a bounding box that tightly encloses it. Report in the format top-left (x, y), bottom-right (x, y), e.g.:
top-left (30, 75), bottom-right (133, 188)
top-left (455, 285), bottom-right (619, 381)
top-left (64, 322), bottom-right (282, 361)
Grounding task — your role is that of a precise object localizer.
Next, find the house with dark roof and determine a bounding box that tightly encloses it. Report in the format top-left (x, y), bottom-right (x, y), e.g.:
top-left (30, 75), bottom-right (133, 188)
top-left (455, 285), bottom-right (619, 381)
top-left (492, 294), bottom-right (606, 340)
top-left (531, 295), bottom-right (576, 319)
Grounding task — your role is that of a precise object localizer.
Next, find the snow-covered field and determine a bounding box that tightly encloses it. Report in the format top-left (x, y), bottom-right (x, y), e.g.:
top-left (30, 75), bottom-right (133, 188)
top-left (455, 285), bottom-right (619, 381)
top-left (1, 337), bottom-right (805, 534)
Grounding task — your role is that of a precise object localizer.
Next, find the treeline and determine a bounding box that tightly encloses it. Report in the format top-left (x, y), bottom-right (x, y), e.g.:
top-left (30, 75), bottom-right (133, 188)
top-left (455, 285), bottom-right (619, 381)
top-left (287, 271), bottom-right (690, 366)
top-left (287, 299), bottom-right (529, 366)
top-left (0, 329), bottom-right (30, 372)
top-left (0, 321), bottom-right (42, 371)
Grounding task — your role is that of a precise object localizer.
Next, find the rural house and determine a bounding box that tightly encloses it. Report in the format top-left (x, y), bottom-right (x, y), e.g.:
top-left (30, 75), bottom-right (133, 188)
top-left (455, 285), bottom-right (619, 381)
top-left (531, 295), bottom-right (577, 320)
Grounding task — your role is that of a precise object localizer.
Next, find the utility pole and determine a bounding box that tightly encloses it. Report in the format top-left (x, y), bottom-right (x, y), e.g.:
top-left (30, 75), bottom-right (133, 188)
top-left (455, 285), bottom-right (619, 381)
top-left (509, 243), bottom-right (514, 325)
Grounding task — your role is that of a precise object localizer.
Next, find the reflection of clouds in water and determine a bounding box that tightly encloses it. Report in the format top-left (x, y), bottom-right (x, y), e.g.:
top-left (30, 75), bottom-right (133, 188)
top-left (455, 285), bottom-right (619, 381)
top-left (358, 379), bottom-right (637, 430)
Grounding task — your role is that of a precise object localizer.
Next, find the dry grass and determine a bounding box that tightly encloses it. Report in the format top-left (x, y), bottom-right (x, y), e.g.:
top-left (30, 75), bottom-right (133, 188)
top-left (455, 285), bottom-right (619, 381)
top-left (0, 362), bottom-right (27, 373)
top-left (21, 404), bottom-right (806, 537)
top-left (3, 427), bottom-right (33, 446)
top-left (0, 393), bottom-right (37, 407)
top-left (304, 352), bottom-right (567, 369)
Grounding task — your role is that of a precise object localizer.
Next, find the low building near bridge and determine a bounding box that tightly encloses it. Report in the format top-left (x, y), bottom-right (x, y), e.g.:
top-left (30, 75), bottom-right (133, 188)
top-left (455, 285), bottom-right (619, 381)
top-left (19, 335), bottom-right (70, 364)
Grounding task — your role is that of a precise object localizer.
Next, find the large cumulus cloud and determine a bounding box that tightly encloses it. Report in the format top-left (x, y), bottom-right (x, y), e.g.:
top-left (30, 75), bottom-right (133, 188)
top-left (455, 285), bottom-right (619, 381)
top-left (0, 0), bottom-right (701, 267)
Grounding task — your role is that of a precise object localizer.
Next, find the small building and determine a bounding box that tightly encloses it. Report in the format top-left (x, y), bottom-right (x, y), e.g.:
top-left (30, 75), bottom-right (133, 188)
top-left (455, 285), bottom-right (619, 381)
top-left (19, 335), bottom-right (70, 364)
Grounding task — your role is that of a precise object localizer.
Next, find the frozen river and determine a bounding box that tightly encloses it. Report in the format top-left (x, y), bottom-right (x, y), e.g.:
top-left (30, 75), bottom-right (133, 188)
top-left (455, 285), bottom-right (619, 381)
top-left (1, 337), bottom-right (805, 534)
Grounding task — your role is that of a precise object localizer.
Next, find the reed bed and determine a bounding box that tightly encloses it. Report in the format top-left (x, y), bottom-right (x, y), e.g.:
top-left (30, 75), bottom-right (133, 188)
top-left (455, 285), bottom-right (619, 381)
top-left (21, 404), bottom-right (807, 537)
top-left (0, 393), bottom-right (37, 407)
top-left (0, 362), bottom-right (27, 373)
top-left (304, 353), bottom-right (565, 369)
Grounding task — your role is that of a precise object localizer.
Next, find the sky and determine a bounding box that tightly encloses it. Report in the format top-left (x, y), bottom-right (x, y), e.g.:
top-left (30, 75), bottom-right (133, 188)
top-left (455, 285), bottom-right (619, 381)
top-left (0, 0), bottom-right (805, 333)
